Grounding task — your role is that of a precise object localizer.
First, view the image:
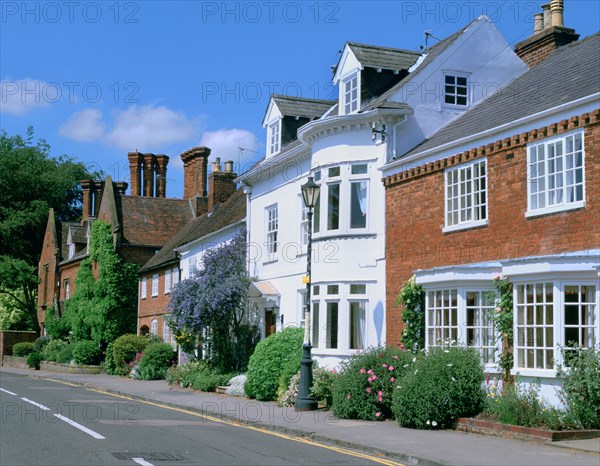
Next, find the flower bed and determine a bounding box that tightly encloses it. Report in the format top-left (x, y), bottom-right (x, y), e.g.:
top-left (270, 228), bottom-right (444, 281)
top-left (457, 417), bottom-right (600, 442)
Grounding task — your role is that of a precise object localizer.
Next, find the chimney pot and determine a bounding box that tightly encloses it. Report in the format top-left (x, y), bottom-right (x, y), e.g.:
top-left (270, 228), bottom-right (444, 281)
top-left (212, 158), bottom-right (222, 172)
top-left (534, 13), bottom-right (544, 33)
top-left (542, 3), bottom-right (551, 29)
top-left (550, 0), bottom-right (564, 28)
top-left (181, 146), bottom-right (210, 199)
top-left (224, 161), bottom-right (234, 173)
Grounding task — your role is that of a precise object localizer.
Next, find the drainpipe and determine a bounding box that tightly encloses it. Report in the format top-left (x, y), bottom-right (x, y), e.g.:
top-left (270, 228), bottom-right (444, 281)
top-left (242, 184), bottom-right (253, 276)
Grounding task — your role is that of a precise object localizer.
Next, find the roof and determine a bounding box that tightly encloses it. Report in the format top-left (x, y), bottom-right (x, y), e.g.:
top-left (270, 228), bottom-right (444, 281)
top-left (119, 196), bottom-right (194, 248)
top-left (346, 42), bottom-right (421, 71)
top-left (59, 221), bottom-right (79, 261)
top-left (68, 226), bottom-right (87, 244)
top-left (271, 95), bottom-right (335, 119)
top-left (140, 189), bottom-right (246, 272)
top-left (363, 22), bottom-right (471, 111)
top-left (402, 31), bottom-right (600, 158)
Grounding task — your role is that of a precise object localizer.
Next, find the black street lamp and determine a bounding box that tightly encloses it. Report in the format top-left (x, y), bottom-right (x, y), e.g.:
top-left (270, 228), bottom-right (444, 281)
top-left (296, 176), bottom-right (320, 411)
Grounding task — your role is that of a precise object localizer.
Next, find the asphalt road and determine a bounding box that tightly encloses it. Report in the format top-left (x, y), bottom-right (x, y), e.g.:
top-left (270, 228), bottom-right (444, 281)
top-left (0, 372), bottom-right (397, 466)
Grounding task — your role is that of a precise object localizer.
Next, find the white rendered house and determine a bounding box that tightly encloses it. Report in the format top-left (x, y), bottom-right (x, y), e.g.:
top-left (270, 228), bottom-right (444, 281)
top-left (238, 16), bottom-right (527, 367)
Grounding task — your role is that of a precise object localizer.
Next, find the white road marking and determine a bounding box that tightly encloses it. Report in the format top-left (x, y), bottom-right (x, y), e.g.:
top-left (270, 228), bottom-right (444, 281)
top-left (21, 397), bottom-right (50, 410)
top-left (53, 414), bottom-right (105, 439)
top-left (0, 388), bottom-right (17, 395)
top-left (132, 458), bottom-right (154, 466)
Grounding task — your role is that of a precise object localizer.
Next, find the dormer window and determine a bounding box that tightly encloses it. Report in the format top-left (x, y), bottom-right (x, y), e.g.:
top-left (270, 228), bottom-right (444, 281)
top-left (268, 120), bottom-right (281, 156)
top-left (342, 72), bottom-right (359, 114)
top-left (68, 242), bottom-right (75, 259)
top-left (444, 73), bottom-right (469, 107)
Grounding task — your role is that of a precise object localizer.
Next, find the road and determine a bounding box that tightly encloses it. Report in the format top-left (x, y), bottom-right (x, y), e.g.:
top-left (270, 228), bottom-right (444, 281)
top-left (0, 372), bottom-right (397, 466)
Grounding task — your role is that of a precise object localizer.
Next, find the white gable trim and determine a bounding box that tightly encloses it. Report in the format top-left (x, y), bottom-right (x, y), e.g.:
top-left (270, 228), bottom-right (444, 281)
top-left (333, 44), bottom-right (362, 85)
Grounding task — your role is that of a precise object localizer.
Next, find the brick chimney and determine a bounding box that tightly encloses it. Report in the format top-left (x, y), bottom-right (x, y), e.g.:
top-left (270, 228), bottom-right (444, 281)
top-left (142, 153), bottom-right (156, 197)
top-left (208, 158), bottom-right (237, 212)
top-left (127, 151), bottom-right (143, 196)
top-left (91, 180), bottom-right (104, 217)
top-left (80, 180), bottom-right (93, 220)
top-left (514, 0), bottom-right (579, 68)
top-left (154, 154), bottom-right (169, 198)
top-left (181, 146), bottom-right (210, 199)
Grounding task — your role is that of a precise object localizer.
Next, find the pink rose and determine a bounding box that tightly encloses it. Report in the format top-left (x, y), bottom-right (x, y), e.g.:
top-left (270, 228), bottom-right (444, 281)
top-left (366, 387), bottom-right (372, 393)
top-left (389, 366), bottom-right (394, 371)
top-left (360, 368), bottom-right (366, 374)
top-left (378, 390), bottom-right (383, 397)
top-left (390, 377), bottom-right (395, 382)
top-left (375, 412), bottom-right (381, 417)
top-left (347, 393), bottom-right (351, 400)
top-left (393, 355), bottom-right (399, 359)
top-left (382, 363), bottom-right (388, 368)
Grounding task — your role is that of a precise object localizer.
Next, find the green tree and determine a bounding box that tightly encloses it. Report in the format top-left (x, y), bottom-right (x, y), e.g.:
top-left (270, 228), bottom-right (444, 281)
top-left (0, 128), bottom-right (97, 334)
top-left (0, 257), bottom-right (40, 333)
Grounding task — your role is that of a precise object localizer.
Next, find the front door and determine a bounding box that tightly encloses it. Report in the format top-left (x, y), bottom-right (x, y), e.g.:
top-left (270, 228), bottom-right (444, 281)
top-left (265, 310), bottom-right (276, 337)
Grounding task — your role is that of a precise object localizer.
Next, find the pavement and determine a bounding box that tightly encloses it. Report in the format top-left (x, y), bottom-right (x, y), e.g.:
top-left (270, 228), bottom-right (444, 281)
top-left (1, 366), bottom-right (599, 466)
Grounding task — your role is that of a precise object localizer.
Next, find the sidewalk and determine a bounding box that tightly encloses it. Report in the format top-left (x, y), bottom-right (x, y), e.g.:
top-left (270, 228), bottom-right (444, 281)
top-left (1, 367), bottom-right (598, 466)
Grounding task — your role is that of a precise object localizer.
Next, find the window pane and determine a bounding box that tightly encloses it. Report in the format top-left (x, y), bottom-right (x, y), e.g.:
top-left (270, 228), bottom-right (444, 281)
top-left (327, 285), bottom-right (339, 295)
top-left (350, 284), bottom-right (366, 294)
top-left (349, 302), bottom-right (366, 350)
top-left (350, 181), bottom-right (368, 228)
top-left (328, 166), bottom-right (340, 178)
top-left (351, 164), bottom-right (368, 175)
top-left (327, 184), bottom-right (340, 230)
top-left (326, 302), bottom-right (339, 349)
top-left (312, 302), bottom-right (320, 348)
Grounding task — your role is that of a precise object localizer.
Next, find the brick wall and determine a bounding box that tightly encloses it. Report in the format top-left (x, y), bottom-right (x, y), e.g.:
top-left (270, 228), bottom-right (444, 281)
top-left (384, 110), bottom-right (600, 345)
top-left (514, 26), bottom-right (579, 68)
top-left (37, 215), bottom-right (59, 331)
top-left (138, 267), bottom-right (174, 337)
top-left (0, 331), bottom-right (37, 363)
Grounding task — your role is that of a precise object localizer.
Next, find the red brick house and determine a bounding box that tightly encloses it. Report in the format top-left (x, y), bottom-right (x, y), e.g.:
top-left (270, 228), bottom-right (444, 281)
top-left (383, 9), bottom-right (599, 404)
top-left (37, 151), bottom-right (201, 334)
top-left (137, 157), bottom-right (244, 341)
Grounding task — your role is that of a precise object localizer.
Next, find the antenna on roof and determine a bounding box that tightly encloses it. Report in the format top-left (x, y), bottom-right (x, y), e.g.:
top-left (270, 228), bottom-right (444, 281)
top-left (421, 31), bottom-right (441, 50)
top-left (239, 147), bottom-right (258, 158)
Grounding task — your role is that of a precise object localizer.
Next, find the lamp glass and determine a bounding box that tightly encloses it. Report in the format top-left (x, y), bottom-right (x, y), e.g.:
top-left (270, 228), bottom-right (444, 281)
top-left (301, 177), bottom-right (320, 208)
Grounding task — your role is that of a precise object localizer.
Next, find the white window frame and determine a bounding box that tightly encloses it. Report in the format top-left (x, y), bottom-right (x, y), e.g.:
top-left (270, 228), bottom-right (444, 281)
top-left (151, 319), bottom-right (157, 335)
top-left (151, 273), bottom-right (159, 297)
top-left (425, 287), bottom-right (498, 369)
top-left (562, 283), bottom-right (597, 356)
top-left (164, 269), bottom-right (171, 294)
top-left (443, 72), bottom-right (469, 108)
top-left (141, 277), bottom-right (147, 300)
top-left (526, 130), bottom-right (585, 218)
top-left (64, 279), bottom-right (70, 300)
top-left (265, 204), bottom-right (278, 261)
top-left (342, 71), bottom-right (359, 114)
top-left (172, 267), bottom-right (179, 286)
top-left (163, 316), bottom-right (171, 344)
top-left (268, 120), bottom-right (281, 156)
top-left (511, 279), bottom-right (599, 377)
top-left (349, 165), bottom-right (369, 230)
top-left (443, 159), bottom-right (487, 233)
top-left (299, 195), bottom-right (309, 248)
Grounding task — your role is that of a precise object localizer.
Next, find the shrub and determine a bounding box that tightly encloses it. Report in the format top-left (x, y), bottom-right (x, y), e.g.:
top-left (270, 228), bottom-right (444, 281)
top-left (12, 342), bottom-right (35, 357)
top-left (392, 347), bottom-right (485, 429)
top-left (137, 343), bottom-right (175, 380)
top-left (57, 344), bottom-right (75, 364)
top-left (27, 352), bottom-right (43, 370)
top-left (332, 347), bottom-right (415, 420)
top-left (191, 368), bottom-right (233, 392)
top-left (166, 361), bottom-right (205, 388)
top-left (112, 334), bottom-right (150, 375)
top-left (278, 367), bottom-right (338, 408)
top-left (396, 276), bottom-right (425, 351)
top-left (42, 339), bottom-right (68, 362)
top-left (484, 380), bottom-right (579, 430)
top-left (33, 336), bottom-right (51, 353)
top-left (225, 374), bottom-right (247, 397)
top-left (559, 346), bottom-right (600, 429)
top-left (71, 340), bottom-right (101, 365)
top-left (245, 327), bottom-right (303, 401)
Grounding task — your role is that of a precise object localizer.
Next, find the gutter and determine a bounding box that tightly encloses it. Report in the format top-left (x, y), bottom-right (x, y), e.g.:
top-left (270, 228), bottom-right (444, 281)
top-left (173, 219), bottom-right (246, 254)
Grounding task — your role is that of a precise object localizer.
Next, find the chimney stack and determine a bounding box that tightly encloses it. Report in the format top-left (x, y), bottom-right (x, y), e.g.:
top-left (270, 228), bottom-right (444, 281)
top-left (91, 180), bottom-right (104, 217)
top-left (80, 180), bottom-right (93, 221)
top-left (154, 154), bottom-right (169, 198)
top-left (127, 151), bottom-right (143, 196)
top-left (142, 153), bottom-right (156, 197)
top-left (208, 159), bottom-right (237, 212)
top-left (514, 0), bottom-right (578, 68)
top-left (181, 146), bottom-right (210, 199)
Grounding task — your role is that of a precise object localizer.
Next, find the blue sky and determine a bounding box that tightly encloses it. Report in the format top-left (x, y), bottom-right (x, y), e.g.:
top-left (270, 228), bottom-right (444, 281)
top-left (2, 1), bottom-right (598, 198)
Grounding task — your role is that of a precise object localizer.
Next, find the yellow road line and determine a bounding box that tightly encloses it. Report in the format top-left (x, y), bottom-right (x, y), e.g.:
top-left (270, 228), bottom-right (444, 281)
top-left (41, 378), bottom-right (80, 387)
top-left (83, 386), bottom-right (404, 466)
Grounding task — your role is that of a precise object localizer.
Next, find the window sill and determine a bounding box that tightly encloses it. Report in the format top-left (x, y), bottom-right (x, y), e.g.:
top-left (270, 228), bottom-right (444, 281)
top-left (262, 259), bottom-right (278, 266)
top-left (510, 368), bottom-right (558, 379)
top-left (313, 231), bottom-right (377, 241)
top-left (151, 294), bottom-right (158, 298)
top-left (442, 103), bottom-right (469, 111)
top-left (443, 219), bottom-right (487, 234)
top-left (525, 201), bottom-right (585, 219)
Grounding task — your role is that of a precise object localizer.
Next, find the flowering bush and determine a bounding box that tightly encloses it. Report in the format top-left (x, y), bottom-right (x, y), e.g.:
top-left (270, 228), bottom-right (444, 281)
top-left (392, 346), bottom-right (485, 429)
top-left (111, 334), bottom-right (150, 375)
top-left (396, 276), bottom-right (425, 351)
top-left (225, 374), bottom-right (247, 397)
top-left (245, 327), bottom-right (303, 401)
top-left (331, 347), bottom-right (414, 421)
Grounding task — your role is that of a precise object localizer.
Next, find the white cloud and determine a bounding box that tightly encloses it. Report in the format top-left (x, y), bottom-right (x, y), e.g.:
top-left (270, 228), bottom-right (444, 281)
top-left (106, 104), bottom-right (201, 151)
top-left (59, 103), bottom-right (202, 151)
top-left (59, 108), bottom-right (105, 141)
top-left (0, 78), bottom-right (52, 115)
top-left (199, 128), bottom-right (260, 162)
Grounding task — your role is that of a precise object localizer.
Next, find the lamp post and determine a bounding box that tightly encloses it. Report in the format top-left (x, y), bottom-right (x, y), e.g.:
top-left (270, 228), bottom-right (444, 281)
top-left (296, 176), bottom-right (320, 411)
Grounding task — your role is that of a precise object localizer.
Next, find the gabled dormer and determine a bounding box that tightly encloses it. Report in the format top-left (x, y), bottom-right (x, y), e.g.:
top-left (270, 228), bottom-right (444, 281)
top-left (262, 95), bottom-right (334, 157)
top-left (66, 225), bottom-right (87, 260)
top-left (333, 42), bottom-right (421, 115)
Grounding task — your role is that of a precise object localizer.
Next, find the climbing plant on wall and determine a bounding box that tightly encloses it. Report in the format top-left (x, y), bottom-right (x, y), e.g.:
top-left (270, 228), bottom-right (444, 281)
top-left (396, 275), bottom-right (425, 352)
top-left (53, 220), bottom-right (139, 349)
